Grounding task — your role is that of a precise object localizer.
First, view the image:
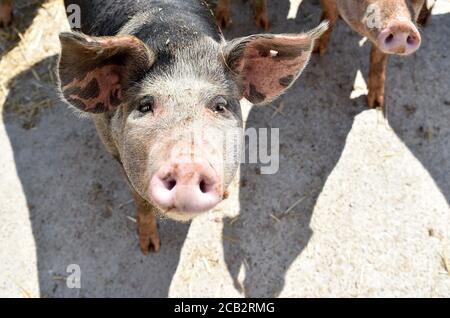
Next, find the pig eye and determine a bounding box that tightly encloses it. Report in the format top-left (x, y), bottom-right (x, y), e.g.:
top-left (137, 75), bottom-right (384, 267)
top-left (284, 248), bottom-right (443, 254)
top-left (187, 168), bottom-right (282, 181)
top-left (138, 96), bottom-right (155, 113)
top-left (211, 96), bottom-right (228, 114)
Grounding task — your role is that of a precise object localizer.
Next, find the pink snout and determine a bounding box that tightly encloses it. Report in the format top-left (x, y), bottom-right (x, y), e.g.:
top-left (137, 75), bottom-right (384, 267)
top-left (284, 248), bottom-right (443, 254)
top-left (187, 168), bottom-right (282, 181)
top-left (377, 20), bottom-right (421, 55)
top-left (149, 157), bottom-right (223, 214)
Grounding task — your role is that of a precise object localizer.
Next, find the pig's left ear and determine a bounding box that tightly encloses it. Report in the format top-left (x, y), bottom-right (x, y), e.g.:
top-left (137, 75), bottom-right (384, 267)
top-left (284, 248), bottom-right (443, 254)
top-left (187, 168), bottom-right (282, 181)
top-left (58, 32), bottom-right (155, 113)
top-left (223, 21), bottom-right (328, 104)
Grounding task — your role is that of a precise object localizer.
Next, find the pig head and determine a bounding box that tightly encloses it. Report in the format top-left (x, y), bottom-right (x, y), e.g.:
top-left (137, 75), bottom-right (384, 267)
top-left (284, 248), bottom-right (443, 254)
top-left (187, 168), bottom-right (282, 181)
top-left (336, 0), bottom-right (434, 55)
top-left (57, 13), bottom-right (328, 225)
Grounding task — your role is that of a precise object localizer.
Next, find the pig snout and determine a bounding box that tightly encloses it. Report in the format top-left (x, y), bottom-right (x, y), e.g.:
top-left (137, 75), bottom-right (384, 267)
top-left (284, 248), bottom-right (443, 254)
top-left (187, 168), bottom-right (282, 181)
top-left (377, 20), bottom-right (421, 55)
top-left (149, 156), bottom-right (223, 214)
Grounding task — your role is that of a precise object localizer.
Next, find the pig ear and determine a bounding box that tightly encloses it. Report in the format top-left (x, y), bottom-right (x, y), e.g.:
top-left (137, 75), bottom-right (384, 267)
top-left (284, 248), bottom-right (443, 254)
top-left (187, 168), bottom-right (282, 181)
top-left (58, 32), bottom-right (155, 113)
top-left (223, 21), bottom-right (328, 104)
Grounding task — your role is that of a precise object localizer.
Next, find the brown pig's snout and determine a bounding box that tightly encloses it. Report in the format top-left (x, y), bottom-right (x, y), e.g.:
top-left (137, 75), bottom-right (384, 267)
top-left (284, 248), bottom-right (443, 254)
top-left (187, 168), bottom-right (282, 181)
top-left (149, 156), bottom-right (223, 214)
top-left (377, 20), bottom-right (421, 55)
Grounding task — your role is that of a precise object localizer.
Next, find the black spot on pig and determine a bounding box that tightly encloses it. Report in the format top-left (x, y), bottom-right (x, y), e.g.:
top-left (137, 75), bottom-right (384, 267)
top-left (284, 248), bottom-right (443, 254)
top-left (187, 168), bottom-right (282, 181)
top-left (279, 75), bottom-right (294, 87)
top-left (109, 91), bottom-right (121, 107)
top-left (249, 84), bottom-right (266, 103)
top-left (81, 79), bottom-right (100, 99)
top-left (67, 78), bottom-right (100, 99)
top-left (63, 86), bottom-right (81, 98)
top-left (67, 98), bottom-right (88, 111)
top-left (92, 102), bottom-right (108, 113)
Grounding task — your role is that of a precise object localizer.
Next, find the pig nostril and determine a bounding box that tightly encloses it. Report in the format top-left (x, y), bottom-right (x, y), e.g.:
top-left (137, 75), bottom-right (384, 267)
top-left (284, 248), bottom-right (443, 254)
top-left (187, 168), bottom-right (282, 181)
top-left (199, 180), bottom-right (209, 193)
top-left (162, 178), bottom-right (176, 191)
top-left (385, 34), bottom-right (394, 44)
top-left (407, 35), bottom-right (415, 45)
top-left (168, 180), bottom-right (176, 190)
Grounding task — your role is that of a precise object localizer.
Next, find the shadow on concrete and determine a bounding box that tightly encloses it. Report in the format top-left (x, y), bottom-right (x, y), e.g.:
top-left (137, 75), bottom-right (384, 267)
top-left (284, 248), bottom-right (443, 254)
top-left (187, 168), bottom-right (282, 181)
top-left (221, 0), bottom-right (449, 297)
top-left (2, 55), bottom-right (189, 297)
top-left (387, 12), bottom-right (450, 209)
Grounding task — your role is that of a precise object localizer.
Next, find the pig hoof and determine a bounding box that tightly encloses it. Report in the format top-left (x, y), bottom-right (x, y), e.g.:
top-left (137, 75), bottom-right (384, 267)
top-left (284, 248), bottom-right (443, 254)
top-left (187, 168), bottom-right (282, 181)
top-left (254, 12), bottom-right (269, 30)
top-left (367, 90), bottom-right (385, 109)
top-left (140, 234), bottom-right (161, 255)
top-left (215, 8), bottom-right (232, 29)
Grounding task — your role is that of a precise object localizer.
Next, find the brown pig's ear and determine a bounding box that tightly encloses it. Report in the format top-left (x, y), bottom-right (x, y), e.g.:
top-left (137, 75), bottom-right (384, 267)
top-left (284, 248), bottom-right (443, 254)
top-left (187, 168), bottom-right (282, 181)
top-left (223, 21), bottom-right (328, 104)
top-left (58, 32), bottom-right (155, 113)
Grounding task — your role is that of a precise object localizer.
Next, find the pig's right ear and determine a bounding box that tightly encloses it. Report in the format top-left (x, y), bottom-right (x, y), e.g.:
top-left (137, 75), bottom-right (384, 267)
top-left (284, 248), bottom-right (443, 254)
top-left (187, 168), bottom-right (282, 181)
top-left (222, 21), bottom-right (328, 104)
top-left (58, 32), bottom-right (155, 113)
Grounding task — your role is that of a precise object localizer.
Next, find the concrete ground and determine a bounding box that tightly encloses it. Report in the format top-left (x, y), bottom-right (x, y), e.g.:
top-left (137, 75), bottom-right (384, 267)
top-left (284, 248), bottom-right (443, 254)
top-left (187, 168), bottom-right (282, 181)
top-left (0, 0), bottom-right (449, 298)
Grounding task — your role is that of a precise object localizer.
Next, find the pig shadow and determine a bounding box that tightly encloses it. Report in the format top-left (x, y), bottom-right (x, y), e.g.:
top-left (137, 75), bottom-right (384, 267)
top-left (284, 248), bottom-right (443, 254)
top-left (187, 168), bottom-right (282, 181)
top-left (0, 0), bottom-right (46, 59)
top-left (222, 1), bottom-right (449, 297)
top-left (2, 55), bottom-right (190, 297)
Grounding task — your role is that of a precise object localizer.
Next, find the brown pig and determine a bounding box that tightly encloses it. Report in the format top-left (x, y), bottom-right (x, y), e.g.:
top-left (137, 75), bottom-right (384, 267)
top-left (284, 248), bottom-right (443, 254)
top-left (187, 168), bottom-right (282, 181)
top-left (215, 0), bottom-right (269, 29)
top-left (316, 0), bottom-right (435, 108)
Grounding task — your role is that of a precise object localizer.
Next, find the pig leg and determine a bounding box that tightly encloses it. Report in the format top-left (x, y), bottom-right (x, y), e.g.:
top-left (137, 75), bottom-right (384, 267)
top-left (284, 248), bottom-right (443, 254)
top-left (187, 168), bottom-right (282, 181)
top-left (0, 0), bottom-right (13, 28)
top-left (132, 190), bottom-right (161, 255)
top-left (367, 45), bottom-right (388, 108)
top-left (252, 0), bottom-right (269, 30)
top-left (215, 0), bottom-right (232, 29)
top-left (314, 0), bottom-right (338, 56)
